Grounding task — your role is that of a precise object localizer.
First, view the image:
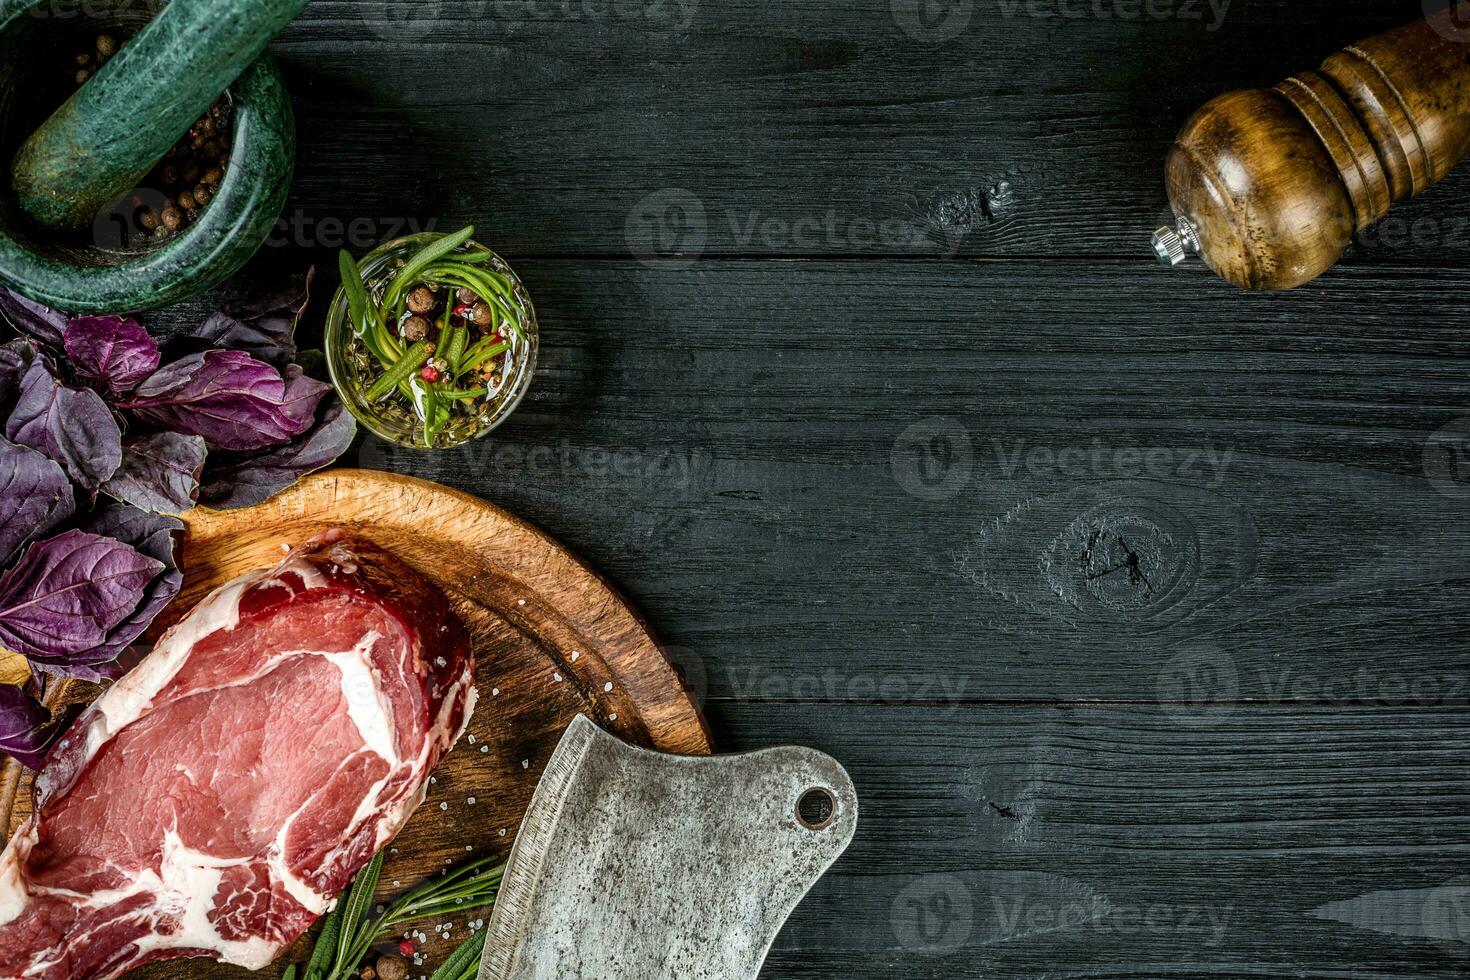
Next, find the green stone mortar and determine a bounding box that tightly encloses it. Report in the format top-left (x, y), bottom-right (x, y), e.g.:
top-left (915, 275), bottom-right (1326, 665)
top-left (0, 0), bottom-right (305, 312)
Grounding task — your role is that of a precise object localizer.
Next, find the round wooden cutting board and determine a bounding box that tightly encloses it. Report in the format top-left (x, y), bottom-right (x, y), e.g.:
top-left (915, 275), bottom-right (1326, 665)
top-left (2, 469), bottom-right (711, 978)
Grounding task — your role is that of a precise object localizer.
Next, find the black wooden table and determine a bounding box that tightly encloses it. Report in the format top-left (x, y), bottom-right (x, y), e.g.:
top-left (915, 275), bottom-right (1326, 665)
top-left (171, 0), bottom-right (1470, 974)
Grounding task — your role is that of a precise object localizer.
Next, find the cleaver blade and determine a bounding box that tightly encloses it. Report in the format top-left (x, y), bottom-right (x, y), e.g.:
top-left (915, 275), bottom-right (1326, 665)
top-left (478, 714), bottom-right (858, 980)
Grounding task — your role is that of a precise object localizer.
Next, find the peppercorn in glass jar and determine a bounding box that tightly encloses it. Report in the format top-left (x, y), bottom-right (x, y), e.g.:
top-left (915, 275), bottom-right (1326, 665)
top-left (326, 229), bottom-right (538, 450)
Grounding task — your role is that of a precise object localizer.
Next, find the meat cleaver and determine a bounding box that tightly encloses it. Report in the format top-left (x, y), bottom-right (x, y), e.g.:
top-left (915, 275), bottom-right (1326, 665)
top-left (478, 714), bottom-right (857, 979)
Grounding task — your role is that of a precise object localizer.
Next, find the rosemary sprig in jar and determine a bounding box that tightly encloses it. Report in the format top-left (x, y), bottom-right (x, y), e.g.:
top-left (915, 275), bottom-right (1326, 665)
top-left (338, 225), bottom-right (531, 448)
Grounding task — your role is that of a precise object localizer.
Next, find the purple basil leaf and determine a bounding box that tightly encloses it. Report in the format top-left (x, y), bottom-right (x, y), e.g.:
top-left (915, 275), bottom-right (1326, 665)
top-left (0, 683), bottom-right (77, 769)
top-left (0, 338), bottom-right (37, 414)
top-left (273, 363), bottom-right (331, 435)
top-left (0, 529), bottom-right (162, 662)
top-left (64, 315), bottom-right (161, 396)
top-left (0, 437), bottom-right (75, 567)
top-left (5, 354), bottom-right (122, 491)
top-left (201, 398), bottom-right (356, 509)
top-left (188, 270), bottom-right (312, 368)
top-left (101, 431), bottom-right (206, 514)
top-left (0, 288), bottom-right (67, 348)
top-left (61, 504), bottom-right (184, 681)
top-left (191, 311), bottom-right (296, 367)
top-left (120, 349), bottom-right (307, 452)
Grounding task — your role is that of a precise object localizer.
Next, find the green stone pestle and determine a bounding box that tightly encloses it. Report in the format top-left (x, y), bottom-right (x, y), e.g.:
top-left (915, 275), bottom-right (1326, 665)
top-left (0, 0), bottom-right (302, 312)
top-left (11, 0), bottom-right (306, 230)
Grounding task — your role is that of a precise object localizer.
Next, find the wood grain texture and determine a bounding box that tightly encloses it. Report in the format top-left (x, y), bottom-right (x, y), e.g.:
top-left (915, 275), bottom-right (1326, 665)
top-left (132, 248), bottom-right (1470, 975)
top-left (237, 0), bottom-right (1470, 268)
top-left (715, 702), bottom-right (1470, 979)
top-left (2, 470), bottom-right (709, 979)
top-left (183, 259), bottom-right (1470, 708)
top-left (7, 0), bottom-right (1470, 976)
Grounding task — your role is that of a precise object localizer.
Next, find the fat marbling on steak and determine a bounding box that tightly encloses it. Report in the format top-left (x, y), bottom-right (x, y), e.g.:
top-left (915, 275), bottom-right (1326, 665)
top-left (0, 532), bottom-right (476, 980)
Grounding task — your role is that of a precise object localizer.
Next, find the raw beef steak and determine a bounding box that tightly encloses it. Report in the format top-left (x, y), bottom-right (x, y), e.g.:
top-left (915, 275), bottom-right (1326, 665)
top-left (0, 532), bottom-right (476, 979)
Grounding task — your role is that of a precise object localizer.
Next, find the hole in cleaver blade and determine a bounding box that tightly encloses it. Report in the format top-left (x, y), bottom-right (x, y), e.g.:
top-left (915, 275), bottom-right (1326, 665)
top-left (479, 714), bottom-right (858, 980)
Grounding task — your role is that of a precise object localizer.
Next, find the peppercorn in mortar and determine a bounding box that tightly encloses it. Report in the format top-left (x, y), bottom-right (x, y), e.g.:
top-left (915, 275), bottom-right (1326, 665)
top-left (73, 32), bottom-right (233, 243)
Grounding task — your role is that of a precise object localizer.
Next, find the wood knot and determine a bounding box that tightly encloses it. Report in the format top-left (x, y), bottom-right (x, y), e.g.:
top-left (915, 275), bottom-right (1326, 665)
top-left (1041, 498), bottom-right (1200, 620)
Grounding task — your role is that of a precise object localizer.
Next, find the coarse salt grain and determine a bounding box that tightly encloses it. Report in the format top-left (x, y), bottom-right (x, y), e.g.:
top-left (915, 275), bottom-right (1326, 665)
top-left (467, 796), bottom-right (477, 804)
top-left (604, 682), bottom-right (613, 693)
top-left (439, 802), bottom-right (448, 811)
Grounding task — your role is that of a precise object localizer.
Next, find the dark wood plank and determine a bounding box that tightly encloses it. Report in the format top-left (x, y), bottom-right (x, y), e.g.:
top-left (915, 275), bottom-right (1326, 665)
top-left (86, 4), bottom-right (1470, 979)
top-left (180, 256), bottom-right (1464, 705)
top-left (713, 701), bottom-right (1470, 979)
top-left (237, 0), bottom-right (1470, 266)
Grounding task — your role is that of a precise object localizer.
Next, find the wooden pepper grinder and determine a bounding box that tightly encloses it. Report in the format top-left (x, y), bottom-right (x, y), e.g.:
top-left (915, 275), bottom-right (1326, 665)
top-left (1153, 2), bottom-right (1470, 290)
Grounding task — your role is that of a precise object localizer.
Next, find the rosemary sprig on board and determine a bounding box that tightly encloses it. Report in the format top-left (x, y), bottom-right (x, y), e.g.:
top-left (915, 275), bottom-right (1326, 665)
top-left (428, 930), bottom-right (489, 980)
top-left (286, 852), bottom-right (505, 980)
